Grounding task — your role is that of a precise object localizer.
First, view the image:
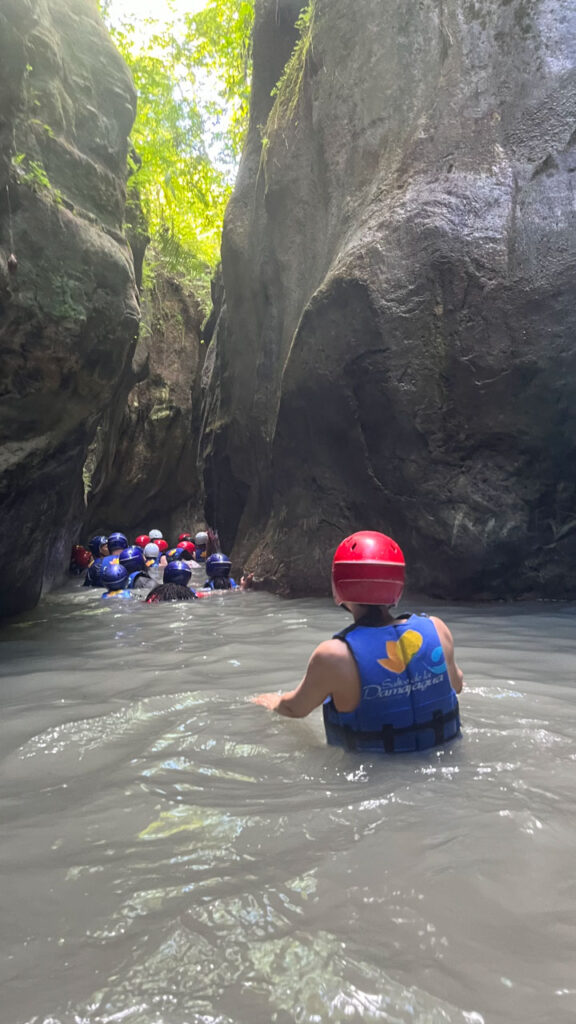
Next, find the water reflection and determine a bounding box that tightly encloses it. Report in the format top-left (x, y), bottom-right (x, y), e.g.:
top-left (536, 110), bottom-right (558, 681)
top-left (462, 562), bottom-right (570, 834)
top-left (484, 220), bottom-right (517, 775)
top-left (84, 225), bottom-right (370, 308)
top-left (0, 588), bottom-right (575, 1023)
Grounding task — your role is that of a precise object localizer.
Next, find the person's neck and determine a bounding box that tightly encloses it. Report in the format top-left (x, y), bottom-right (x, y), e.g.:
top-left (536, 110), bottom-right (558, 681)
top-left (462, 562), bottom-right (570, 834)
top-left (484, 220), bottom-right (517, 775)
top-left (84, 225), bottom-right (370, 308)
top-left (352, 605), bottom-right (397, 627)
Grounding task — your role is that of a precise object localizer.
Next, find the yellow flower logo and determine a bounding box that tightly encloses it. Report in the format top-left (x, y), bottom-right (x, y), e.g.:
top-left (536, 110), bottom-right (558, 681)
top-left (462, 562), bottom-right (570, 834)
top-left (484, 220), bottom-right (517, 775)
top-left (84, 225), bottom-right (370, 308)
top-left (377, 630), bottom-right (423, 674)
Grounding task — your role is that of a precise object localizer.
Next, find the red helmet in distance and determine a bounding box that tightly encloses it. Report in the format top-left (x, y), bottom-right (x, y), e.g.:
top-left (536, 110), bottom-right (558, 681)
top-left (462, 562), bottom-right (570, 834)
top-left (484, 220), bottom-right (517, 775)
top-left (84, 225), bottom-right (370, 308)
top-left (332, 531), bottom-right (405, 607)
top-left (156, 539), bottom-right (169, 553)
top-left (178, 540), bottom-right (196, 558)
top-left (178, 532), bottom-right (193, 543)
top-left (71, 545), bottom-right (91, 569)
top-left (135, 534), bottom-right (151, 549)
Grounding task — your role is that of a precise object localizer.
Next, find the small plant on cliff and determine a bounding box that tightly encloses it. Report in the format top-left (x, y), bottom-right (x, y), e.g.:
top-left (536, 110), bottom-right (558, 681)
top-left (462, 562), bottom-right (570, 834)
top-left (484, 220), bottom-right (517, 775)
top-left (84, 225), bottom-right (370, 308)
top-left (12, 153), bottom-right (63, 204)
top-left (268, 1), bottom-right (316, 133)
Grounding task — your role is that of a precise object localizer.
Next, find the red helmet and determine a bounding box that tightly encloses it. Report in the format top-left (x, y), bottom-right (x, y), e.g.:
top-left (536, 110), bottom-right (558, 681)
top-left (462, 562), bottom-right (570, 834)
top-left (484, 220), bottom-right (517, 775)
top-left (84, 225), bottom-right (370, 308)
top-left (71, 545), bottom-right (91, 569)
top-left (178, 540), bottom-right (196, 558)
top-left (156, 539), bottom-right (169, 553)
top-left (332, 531), bottom-right (405, 606)
top-left (178, 532), bottom-right (193, 543)
top-left (135, 534), bottom-right (151, 548)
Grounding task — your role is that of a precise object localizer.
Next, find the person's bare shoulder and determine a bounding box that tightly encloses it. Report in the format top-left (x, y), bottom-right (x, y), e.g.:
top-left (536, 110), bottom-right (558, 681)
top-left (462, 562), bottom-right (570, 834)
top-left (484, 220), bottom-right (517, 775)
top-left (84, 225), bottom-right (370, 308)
top-left (310, 638), bottom-right (350, 663)
top-left (429, 615), bottom-right (452, 643)
top-left (429, 616), bottom-right (464, 693)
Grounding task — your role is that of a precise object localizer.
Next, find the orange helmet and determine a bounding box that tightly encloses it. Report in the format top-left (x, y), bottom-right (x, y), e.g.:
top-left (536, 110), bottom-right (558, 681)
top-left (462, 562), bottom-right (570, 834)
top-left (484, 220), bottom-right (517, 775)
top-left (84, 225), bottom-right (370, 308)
top-left (331, 531), bottom-right (405, 606)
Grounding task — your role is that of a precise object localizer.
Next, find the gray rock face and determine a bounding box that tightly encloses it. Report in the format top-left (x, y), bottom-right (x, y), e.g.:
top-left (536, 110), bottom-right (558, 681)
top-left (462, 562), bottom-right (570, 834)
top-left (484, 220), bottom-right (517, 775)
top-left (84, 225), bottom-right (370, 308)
top-left (84, 274), bottom-right (206, 540)
top-left (0, 0), bottom-right (139, 616)
top-left (203, 0), bottom-right (576, 598)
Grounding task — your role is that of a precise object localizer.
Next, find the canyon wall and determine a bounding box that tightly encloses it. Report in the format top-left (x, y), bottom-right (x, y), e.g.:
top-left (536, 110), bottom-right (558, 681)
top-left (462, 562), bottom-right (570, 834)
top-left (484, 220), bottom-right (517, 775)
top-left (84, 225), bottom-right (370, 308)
top-left (0, 0), bottom-right (139, 616)
top-left (84, 273), bottom-right (206, 540)
top-left (202, 0), bottom-right (576, 599)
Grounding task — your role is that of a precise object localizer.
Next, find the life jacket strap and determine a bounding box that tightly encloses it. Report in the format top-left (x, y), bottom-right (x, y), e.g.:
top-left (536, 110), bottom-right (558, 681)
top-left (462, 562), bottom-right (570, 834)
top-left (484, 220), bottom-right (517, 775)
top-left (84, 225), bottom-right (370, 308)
top-left (325, 705), bottom-right (460, 753)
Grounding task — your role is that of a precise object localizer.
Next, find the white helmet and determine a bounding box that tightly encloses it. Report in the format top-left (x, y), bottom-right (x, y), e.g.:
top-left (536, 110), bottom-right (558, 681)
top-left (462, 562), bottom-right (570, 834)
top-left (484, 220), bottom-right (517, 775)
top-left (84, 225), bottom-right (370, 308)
top-left (149, 529), bottom-right (163, 540)
top-left (194, 531), bottom-right (208, 547)
top-left (144, 542), bottom-right (160, 558)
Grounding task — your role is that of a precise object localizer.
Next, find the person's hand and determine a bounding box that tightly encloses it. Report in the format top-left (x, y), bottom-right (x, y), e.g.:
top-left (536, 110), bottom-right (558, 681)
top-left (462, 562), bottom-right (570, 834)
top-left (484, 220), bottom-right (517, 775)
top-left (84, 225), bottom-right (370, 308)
top-left (240, 572), bottom-right (254, 589)
top-left (251, 692), bottom-right (281, 710)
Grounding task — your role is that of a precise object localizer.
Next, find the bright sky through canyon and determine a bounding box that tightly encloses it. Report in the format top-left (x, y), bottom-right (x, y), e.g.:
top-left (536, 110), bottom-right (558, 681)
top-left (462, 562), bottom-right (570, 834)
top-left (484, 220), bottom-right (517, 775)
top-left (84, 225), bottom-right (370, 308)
top-left (107, 0), bottom-right (206, 33)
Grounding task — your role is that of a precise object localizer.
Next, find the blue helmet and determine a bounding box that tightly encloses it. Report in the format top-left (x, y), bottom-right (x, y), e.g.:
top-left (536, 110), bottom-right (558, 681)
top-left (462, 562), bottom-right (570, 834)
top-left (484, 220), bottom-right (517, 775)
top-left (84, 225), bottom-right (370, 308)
top-left (88, 535), bottom-right (108, 557)
top-left (119, 545), bottom-right (146, 573)
top-left (102, 563), bottom-right (129, 590)
top-left (163, 560), bottom-right (192, 586)
top-left (108, 532), bottom-right (128, 552)
top-left (206, 553), bottom-right (232, 578)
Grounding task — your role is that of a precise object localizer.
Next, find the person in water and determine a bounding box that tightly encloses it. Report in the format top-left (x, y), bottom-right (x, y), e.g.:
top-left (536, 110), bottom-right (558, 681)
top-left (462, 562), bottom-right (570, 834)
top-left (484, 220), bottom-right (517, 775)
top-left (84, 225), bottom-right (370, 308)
top-left (101, 563), bottom-right (133, 600)
top-left (146, 583), bottom-right (198, 603)
top-left (202, 553), bottom-right (239, 590)
top-left (144, 542), bottom-right (161, 567)
top-left (101, 532), bottom-right (128, 570)
top-left (193, 531), bottom-right (209, 562)
top-left (156, 539), bottom-right (170, 567)
top-left (200, 552), bottom-right (255, 592)
top-left (70, 545), bottom-right (91, 575)
top-left (253, 531), bottom-right (463, 753)
top-left (83, 535), bottom-right (109, 587)
top-left (162, 560), bottom-right (199, 594)
top-left (118, 546), bottom-right (154, 590)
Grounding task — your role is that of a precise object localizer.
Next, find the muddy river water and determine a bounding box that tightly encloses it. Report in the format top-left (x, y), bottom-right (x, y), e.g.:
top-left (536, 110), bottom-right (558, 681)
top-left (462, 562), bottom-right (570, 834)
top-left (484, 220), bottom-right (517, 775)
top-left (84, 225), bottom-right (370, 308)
top-left (1, 579), bottom-right (575, 1024)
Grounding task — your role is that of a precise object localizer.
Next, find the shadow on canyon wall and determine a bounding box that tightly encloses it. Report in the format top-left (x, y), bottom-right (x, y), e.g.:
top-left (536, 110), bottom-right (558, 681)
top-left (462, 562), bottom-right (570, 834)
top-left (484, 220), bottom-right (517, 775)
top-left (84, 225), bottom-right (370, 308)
top-left (202, 0), bottom-right (576, 599)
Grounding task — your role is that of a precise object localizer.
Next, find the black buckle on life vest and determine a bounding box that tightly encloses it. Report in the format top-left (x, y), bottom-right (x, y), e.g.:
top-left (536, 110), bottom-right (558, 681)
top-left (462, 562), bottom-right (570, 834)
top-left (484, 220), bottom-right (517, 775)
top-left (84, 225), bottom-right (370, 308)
top-left (326, 702), bottom-right (460, 753)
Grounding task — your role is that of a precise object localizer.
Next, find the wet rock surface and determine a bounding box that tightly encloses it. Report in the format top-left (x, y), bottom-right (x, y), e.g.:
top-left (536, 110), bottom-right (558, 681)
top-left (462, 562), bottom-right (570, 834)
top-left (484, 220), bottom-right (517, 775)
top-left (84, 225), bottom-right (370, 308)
top-left (0, 0), bottom-right (139, 616)
top-left (84, 273), bottom-right (206, 540)
top-left (203, 0), bottom-right (576, 599)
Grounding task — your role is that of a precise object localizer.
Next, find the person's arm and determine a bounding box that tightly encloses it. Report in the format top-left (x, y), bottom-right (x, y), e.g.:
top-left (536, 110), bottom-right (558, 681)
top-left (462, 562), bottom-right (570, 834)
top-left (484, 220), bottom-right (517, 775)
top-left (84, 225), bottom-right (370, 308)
top-left (430, 616), bottom-right (464, 693)
top-left (252, 639), bottom-right (354, 718)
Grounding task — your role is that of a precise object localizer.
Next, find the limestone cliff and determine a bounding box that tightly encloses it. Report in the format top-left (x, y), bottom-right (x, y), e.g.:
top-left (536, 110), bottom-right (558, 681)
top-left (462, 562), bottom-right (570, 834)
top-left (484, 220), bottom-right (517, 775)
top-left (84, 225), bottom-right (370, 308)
top-left (84, 273), bottom-right (206, 539)
top-left (0, 0), bottom-right (139, 616)
top-left (202, 0), bottom-right (576, 599)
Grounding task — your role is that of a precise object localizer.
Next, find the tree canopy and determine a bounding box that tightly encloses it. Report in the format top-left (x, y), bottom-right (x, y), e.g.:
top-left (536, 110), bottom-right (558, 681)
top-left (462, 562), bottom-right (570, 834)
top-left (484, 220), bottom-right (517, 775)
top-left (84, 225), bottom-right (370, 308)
top-left (100, 0), bottom-right (254, 299)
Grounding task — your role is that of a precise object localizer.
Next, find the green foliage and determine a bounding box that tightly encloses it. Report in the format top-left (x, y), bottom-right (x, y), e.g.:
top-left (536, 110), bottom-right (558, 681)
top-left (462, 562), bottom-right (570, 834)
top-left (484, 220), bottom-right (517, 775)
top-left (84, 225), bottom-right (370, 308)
top-left (185, 0), bottom-right (254, 165)
top-left (268, 2), bottom-right (315, 132)
top-left (12, 152), bottom-right (63, 204)
top-left (100, 1), bottom-right (254, 299)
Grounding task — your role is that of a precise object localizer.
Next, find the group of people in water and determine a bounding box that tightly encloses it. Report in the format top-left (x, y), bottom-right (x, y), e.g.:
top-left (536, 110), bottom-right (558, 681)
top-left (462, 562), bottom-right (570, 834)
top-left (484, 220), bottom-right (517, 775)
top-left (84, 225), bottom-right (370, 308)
top-left (71, 526), bottom-right (464, 755)
top-left (70, 527), bottom-right (253, 603)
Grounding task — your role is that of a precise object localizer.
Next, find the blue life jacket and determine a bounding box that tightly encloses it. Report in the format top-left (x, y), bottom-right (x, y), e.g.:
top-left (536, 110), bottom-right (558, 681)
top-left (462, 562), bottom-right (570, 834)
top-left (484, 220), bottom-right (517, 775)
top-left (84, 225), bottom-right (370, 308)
top-left (127, 570), bottom-right (151, 589)
top-left (196, 546), bottom-right (207, 562)
top-left (323, 613), bottom-right (460, 754)
top-left (101, 589), bottom-right (133, 600)
top-left (83, 558), bottom-right (103, 587)
top-left (100, 554), bottom-right (120, 571)
top-left (202, 578), bottom-right (238, 590)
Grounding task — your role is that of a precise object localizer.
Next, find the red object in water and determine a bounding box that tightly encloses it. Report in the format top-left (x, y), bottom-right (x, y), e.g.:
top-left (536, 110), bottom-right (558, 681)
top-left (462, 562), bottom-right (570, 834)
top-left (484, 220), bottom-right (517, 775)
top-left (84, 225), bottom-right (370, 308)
top-left (156, 539), bottom-right (169, 553)
top-left (135, 534), bottom-right (151, 548)
top-left (178, 541), bottom-right (196, 558)
top-left (70, 545), bottom-right (92, 569)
